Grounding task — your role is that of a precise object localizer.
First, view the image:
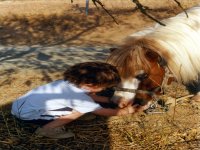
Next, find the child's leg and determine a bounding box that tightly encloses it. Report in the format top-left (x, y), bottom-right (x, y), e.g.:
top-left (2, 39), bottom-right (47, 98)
top-left (19, 119), bottom-right (53, 126)
top-left (35, 110), bottom-right (83, 139)
top-left (42, 110), bottom-right (83, 129)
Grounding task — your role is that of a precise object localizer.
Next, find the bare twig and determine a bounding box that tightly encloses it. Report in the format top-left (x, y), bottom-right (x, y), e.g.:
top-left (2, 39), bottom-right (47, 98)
top-left (176, 94), bottom-right (194, 101)
top-left (172, 65), bottom-right (183, 121)
top-left (92, 0), bottom-right (119, 24)
top-left (81, 0), bottom-right (186, 26)
top-left (131, 0), bottom-right (166, 26)
top-left (173, 0), bottom-right (188, 17)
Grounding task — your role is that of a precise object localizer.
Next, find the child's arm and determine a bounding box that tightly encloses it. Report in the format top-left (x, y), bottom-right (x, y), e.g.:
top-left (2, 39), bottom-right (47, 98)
top-left (42, 110), bottom-right (84, 129)
top-left (92, 105), bottom-right (136, 116)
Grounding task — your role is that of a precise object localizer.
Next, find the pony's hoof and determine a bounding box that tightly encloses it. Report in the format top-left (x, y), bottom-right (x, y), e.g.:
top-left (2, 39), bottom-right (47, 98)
top-left (190, 95), bottom-right (200, 110)
top-left (191, 94), bottom-right (200, 102)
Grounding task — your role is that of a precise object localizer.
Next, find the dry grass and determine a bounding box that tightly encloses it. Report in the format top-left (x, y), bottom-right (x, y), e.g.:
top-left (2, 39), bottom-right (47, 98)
top-left (1, 0), bottom-right (200, 149)
top-left (0, 69), bottom-right (200, 149)
top-left (1, 81), bottom-right (200, 149)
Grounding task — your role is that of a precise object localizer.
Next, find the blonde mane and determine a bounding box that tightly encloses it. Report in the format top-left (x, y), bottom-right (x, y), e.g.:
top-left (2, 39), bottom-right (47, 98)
top-left (106, 38), bottom-right (152, 79)
top-left (107, 5), bottom-right (200, 84)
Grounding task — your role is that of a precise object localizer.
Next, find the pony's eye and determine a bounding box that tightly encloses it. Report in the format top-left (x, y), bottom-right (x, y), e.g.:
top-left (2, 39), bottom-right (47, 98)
top-left (158, 57), bottom-right (167, 66)
top-left (135, 73), bottom-right (149, 81)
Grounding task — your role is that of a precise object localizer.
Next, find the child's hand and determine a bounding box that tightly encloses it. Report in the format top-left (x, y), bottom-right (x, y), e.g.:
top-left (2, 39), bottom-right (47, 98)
top-left (119, 105), bottom-right (136, 115)
top-left (126, 105), bottom-right (136, 114)
top-left (115, 97), bottom-right (133, 108)
top-left (119, 102), bottom-right (151, 116)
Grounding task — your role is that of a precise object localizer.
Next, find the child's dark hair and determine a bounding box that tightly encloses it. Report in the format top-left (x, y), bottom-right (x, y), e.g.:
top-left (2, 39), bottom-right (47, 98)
top-left (64, 62), bottom-right (121, 87)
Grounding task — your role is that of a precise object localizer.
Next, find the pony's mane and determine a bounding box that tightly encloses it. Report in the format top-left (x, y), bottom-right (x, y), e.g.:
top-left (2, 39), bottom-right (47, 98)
top-left (107, 37), bottom-right (154, 79)
top-left (107, 5), bottom-right (200, 84)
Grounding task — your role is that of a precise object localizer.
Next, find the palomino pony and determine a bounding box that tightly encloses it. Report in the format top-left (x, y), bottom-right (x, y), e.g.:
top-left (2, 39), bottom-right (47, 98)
top-left (107, 5), bottom-right (200, 109)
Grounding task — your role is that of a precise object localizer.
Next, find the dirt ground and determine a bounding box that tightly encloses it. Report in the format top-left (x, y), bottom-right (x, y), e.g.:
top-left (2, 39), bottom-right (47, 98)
top-left (0, 0), bottom-right (200, 149)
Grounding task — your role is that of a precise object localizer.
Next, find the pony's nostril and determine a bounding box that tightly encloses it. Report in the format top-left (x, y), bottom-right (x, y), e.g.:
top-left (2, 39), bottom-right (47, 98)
top-left (135, 73), bottom-right (149, 81)
top-left (133, 98), bottom-right (148, 106)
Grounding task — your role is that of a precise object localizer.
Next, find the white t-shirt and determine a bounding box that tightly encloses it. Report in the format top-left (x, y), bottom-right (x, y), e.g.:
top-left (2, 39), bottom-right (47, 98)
top-left (11, 80), bottom-right (102, 120)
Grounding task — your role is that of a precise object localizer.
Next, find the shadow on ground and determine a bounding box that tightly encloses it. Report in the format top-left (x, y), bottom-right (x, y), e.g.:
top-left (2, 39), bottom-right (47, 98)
top-left (0, 102), bottom-right (113, 149)
top-left (0, 6), bottom-right (180, 46)
top-left (0, 45), bottom-right (111, 87)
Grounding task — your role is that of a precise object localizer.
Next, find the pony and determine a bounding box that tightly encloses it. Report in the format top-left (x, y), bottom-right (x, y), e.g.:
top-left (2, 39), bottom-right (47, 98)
top-left (107, 5), bottom-right (200, 109)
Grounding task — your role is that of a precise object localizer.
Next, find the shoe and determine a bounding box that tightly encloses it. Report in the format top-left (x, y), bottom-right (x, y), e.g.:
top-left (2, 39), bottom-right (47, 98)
top-left (35, 126), bottom-right (75, 139)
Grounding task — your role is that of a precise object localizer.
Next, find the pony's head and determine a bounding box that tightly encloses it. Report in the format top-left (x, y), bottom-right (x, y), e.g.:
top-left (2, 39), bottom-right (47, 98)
top-left (107, 37), bottom-right (169, 104)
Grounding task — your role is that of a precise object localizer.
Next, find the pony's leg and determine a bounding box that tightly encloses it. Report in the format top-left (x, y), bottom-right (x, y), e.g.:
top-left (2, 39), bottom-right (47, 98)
top-left (186, 81), bottom-right (200, 102)
top-left (190, 92), bottom-right (200, 110)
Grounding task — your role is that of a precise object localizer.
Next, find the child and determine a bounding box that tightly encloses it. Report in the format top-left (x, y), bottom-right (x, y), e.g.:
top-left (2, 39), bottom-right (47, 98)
top-left (11, 62), bottom-right (136, 139)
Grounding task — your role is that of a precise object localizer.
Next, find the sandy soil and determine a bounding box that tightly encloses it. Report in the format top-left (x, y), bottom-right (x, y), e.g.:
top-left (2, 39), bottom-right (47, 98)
top-left (0, 0), bottom-right (199, 46)
top-left (0, 0), bottom-right (200, 149)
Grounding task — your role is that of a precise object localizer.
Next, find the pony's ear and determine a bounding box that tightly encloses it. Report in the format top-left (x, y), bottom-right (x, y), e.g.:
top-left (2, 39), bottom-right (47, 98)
top-left (109, 47), bottom-right (118, 52)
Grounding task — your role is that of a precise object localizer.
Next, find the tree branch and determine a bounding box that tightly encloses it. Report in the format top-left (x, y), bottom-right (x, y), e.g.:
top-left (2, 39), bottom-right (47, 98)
top-left (92, 0), bottom-right (119, 24)
top-left (173, 0), bottom-right (188, 17)
top-left (132, 0), bottom-right (166, 26)
top-left (88, 0), bottom-right (186, 26)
